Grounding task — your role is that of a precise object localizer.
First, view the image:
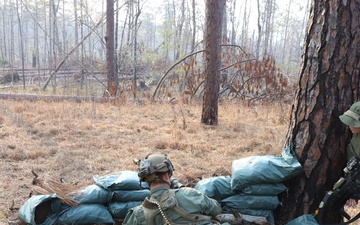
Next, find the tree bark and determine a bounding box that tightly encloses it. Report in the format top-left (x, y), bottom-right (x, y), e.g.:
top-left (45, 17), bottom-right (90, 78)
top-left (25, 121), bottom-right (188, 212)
top-left (275, 1), bottom-right (360, 224)
top-left (106, 0), bottom-right (118, 96)
top-left (191, 0), bottom-right (196, 51)
top-left (201, 0), bottom-right (225, 125)
top-left (256, 0), bottom-right (261, 58)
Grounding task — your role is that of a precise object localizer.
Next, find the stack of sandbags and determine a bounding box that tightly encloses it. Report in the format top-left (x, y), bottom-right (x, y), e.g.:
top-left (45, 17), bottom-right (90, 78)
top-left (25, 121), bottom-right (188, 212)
top-left (93, 170), bottom-right (150, 219)
top-left (195, 146), bottom-right (304, 225)
top-left (19, 193), bottom-right (115, 225)
top-left (18, 170), bottom-right (150, 225)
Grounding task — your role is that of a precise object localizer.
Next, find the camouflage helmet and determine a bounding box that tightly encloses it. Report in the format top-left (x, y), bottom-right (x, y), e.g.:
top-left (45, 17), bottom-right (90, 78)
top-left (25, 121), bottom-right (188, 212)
top-left (339, 101), bottom-right (360, 128)
top-left (136, 154), bottom-right (174, 182)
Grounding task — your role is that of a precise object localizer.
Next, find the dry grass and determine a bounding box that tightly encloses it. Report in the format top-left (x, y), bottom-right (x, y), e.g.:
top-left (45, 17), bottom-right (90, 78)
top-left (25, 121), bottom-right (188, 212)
top-left (0, 99), bottom-right (358, 224)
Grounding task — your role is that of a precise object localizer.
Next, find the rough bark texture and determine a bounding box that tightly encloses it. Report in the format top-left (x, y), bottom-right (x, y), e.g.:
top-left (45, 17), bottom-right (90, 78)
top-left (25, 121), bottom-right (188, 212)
top-left (201, 0), bottom-right (225, 125)
top-left (106, 0), bottom-right (118, 96)
top-left (275, 0), bottom-right (360, 224)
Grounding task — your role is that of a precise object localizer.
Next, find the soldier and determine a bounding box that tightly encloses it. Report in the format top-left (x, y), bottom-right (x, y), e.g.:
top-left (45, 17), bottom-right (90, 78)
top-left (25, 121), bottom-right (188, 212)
top-left (123, 153), bottom-right (230, 225)
top-left (339, 101), bottom-right (360, 207)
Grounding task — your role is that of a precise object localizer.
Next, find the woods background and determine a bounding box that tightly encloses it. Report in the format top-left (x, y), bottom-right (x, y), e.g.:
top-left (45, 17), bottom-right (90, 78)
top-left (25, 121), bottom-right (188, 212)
top-left (0, 0), bottom-right (308, 100)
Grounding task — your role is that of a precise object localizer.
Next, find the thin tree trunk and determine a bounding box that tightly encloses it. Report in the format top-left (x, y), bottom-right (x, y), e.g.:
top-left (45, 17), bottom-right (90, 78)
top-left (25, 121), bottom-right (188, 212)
top-left (1, 0), bottom-right (7, 60)
top-left (16, 0), bottom-right (25, 89)
top-left (74, 0), bottom-right (79, 62)
top-left (10, 2), bottom-right (15, 80)
top-left (80, 0), bottom-right (85, 89)
top-left (191, 0), bottom-right (196, 51)
top-left (115, 0), bottom-right (119, 73)
top-left (175, 0), bottom-right (185, 60)
top-left (132, 0), bottom-right (141, 96)
top-left (241, 0), bottom-right (248, 46)
top-left (256, 0), bottom-right (261, 58)
top-left (281, 0), bottom-right (292, 64)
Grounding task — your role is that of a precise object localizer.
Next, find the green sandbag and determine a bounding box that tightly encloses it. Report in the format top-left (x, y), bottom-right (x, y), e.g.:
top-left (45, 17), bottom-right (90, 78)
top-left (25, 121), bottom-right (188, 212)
top-left (112, 189), bottom-right (150, 202)
top-left (285, 214), bottom-right (319, 225)
top-left (57, 204), bottom-right (115, 224)
top-left (108, 201), bottom-right (143, 218)
top-left (239, 183), bottom-right (287, 195)
top-left (93, 170), bottom-right (149, 190)
top-left (220, 194), bottom-right (280, 210)
top-left (68, 184), bottom-right (112, 204)
top-left (194, 176), bottom-right (236, 201)
top-left (231, 146), bottom-right (303, 191)
top-left (18, 194), bottom-right (61, 225)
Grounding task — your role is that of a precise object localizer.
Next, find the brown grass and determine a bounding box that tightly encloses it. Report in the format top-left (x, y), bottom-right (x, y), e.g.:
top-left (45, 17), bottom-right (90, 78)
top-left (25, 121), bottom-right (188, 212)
top-left (0, 99), bottom-right (358, 224)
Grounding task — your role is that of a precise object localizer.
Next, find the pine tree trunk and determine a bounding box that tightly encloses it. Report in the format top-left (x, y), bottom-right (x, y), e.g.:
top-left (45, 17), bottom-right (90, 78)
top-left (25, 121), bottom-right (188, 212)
top-left (106, 0), bottom-right (118, 96)
top-left (201, 0), bottom-right (226, 125)
top-left (275, 1), bottom-right (360, 224)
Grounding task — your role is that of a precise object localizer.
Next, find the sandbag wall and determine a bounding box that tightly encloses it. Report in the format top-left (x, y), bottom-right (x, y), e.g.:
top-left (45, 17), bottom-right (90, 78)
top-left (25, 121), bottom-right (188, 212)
top-left (194, 146), bottom-right (303, 225)
top-left (18, 147), bottom-right (303, 225)
top-left (19, 170), bottom-right (149, 225)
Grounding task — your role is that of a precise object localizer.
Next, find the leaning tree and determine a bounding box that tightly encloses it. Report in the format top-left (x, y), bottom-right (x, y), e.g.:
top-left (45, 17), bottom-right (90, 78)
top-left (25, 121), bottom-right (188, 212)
top-left (275, 0), bottom-right (360, 224)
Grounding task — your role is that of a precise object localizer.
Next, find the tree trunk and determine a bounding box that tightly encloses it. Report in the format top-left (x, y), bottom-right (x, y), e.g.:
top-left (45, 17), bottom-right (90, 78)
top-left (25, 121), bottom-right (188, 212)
top-left (256, 0), bottom-right (261, 58)
top-left (281, 0), bottom-right (292, 65)
top-left (175, 0), bottom-right (185, 60)
top-left (240, 0), bottom-right (247, 47)
top-left (275, 1), bottom-right (360, 224)
top-left (115, 0), bottom-right (119, 73)
top-left (16, 0), bottom-right (25, 89)
top-left (1, 0), bottom-right (8, 60)
top-left (80, 0), bottom-right (85, 89)
top-left (263, 0), bottom-right (273, 55)
top-left (191, 0), bottom-right (196, 51)
top-left (106, 0), bottom-right (118, 96)
top-left (132, 0), bottom-right (141, 96)
top-left (74, 0), bottom-right (79, 62)
top-left (201, 0), bottom-right (225, 125)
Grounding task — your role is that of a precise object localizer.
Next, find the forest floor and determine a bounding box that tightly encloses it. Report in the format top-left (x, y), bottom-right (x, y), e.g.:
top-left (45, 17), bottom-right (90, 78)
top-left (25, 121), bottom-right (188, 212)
top-left (0, 98), bottom-right (358, 224)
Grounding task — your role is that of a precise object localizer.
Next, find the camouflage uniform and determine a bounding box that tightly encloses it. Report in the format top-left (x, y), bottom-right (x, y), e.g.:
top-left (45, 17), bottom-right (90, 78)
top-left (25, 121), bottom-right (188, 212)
top-left (126, 153), bottom-right (230, 225)
top-left (346, 133), bottom-right (360, 160)
top-left (123, 186), bottom-right (228, 225)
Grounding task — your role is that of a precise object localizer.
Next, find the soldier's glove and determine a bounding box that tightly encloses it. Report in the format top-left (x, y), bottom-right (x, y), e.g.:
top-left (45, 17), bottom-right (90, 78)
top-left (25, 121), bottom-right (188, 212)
top-left (170, 178), bottom-right (184, 189)
top-left (216, 213), bottom-right (272, 225)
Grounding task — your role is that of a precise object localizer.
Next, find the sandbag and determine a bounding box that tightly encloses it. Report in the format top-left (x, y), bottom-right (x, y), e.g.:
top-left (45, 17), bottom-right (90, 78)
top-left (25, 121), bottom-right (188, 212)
top-left (93, 170), bottom-right (149, 190)
top-left (220, 194), bottom-right (280, 210)
top-left (285, 214), bottom-right (319, 225)
top-left (239, 183), bottom-right (287, 196)
top-left (112, 189), bottom-right (150, 202)
top-left (194, 176), bottom-right (235, 201)
top-left (57, 204), bottom-right (115, 224)
top-left (231, 146), bottom-right (303, 190)
top-left (18, 194), bottom-right (61, 225)
top-left (108, 201), bottom-right (143, 218)
top-left (68, 184), bottom-right (112, 204)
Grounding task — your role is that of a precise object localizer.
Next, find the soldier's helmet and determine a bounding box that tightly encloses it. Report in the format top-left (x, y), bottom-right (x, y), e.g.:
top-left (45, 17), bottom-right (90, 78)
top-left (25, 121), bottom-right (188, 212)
top-left (136, 153), bottom-right (175, 182)
top-left (340, 101), bottom-right (360, 128)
